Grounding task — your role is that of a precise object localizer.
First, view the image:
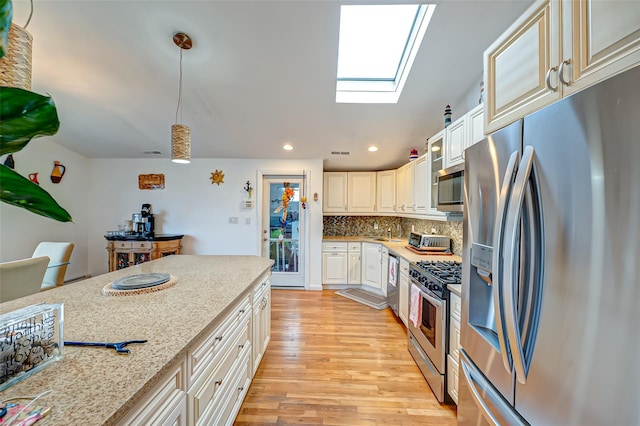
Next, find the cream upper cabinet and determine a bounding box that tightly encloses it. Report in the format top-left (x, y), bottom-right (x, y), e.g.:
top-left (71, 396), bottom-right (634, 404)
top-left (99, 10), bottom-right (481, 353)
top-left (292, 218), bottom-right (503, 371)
top-left (562, 0), bottom-right (640, 96)
top-left (347, 172), bottom-right (377, 213)
top-left (467, 104), bottom-right (485, 147)
top-left (376, 170), bottom-right (397, 213)
top-left (396, 161), bottom-right (415, 213)
top-left (444, 115), bottom-right (467, 168)
top-left (427, 130), bottom-right (445, 214)
top-left (323, 172), bottom-right (348, 213)
top-left (413, 154), bottom-right (428, 214)
top-left (485, 0), bottom-right (640, 133)
top-left (485, 0), bottom-right (561, 133)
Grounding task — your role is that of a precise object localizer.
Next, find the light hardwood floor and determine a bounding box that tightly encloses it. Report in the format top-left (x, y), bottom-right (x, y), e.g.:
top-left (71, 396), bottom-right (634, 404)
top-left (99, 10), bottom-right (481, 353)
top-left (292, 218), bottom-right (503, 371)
top-left (235, 289), bottom-right (457, 425)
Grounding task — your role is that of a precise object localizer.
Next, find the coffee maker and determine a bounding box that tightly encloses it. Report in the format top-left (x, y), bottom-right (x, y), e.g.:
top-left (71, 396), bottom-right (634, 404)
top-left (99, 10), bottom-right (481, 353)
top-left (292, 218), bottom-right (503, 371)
top-left (133, 204), bottom-right (155, 237)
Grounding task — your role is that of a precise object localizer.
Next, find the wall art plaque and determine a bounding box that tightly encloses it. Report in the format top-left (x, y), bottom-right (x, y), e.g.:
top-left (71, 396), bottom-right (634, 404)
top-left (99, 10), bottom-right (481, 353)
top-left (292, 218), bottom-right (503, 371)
top-left (138, 174), bottom-right (165, 190)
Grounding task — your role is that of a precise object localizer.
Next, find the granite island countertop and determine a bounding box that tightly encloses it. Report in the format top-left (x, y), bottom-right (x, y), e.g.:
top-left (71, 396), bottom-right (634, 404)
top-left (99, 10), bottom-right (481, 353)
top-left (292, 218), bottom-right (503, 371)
top-left (0, 255), bottom-right (273, 425)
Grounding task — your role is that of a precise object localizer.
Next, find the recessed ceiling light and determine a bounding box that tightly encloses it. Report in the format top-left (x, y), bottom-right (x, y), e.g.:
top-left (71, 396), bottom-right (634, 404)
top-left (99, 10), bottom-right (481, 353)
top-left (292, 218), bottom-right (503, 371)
top-left (283, 144), bottom-right (293, 151)
top-left (368, 146), bottom-right (378, 152)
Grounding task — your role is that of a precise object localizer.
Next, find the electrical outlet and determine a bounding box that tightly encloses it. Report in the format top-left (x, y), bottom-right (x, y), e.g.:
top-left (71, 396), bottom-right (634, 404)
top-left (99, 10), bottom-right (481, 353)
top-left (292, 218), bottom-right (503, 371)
top-left (431, 227), bottom-right (437, 234)
top-left (229, 217), bottom-right (239, 224)
top-left (245, 216), bottom-right (251, 225)
top-left (374, 222), bottom-right (378, 230)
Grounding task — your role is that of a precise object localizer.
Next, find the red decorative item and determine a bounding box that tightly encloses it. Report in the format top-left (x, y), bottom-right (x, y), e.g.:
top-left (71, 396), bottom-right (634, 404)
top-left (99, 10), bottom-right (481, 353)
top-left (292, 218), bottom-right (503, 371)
top-left (28, 172), bottom-right (39, 184)
top-left (409, 149), bottom-right (419, 161)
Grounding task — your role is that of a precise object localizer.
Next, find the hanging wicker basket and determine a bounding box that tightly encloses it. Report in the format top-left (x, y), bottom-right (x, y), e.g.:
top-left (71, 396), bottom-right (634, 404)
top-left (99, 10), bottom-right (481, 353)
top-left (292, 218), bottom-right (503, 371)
top-left (171, 124), bottom-right (191, 163)
top-left (0, 23), bottom-right (33, 90)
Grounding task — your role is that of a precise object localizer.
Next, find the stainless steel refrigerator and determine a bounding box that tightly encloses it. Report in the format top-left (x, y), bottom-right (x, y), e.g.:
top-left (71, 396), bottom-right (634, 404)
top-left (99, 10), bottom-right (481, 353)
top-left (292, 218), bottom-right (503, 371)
top-left (458, 64), bottom-right (640, 426)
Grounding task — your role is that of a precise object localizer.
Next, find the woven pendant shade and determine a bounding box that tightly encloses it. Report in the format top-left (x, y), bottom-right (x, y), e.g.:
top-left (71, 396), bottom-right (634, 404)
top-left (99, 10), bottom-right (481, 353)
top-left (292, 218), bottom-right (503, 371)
top-left (171, 124), bottom-right (191, 163)
top-left (0, 23), bottom-right (33, 90)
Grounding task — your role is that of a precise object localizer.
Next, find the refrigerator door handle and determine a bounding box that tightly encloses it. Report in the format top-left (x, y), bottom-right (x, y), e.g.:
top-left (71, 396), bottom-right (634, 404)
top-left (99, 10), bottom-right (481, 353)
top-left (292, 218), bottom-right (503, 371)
top-left (503, 145), bottom-right (535, 384)
top-left (460, 350), bottom-right (527, 426)
top-left (492, 150), bottom-right (519, 373)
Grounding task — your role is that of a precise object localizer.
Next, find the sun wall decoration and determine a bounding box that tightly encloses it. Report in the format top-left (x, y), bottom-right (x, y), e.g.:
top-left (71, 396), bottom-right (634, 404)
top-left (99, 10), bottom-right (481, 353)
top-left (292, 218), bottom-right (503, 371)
top-left (210, 169), bottom-right (225, 185)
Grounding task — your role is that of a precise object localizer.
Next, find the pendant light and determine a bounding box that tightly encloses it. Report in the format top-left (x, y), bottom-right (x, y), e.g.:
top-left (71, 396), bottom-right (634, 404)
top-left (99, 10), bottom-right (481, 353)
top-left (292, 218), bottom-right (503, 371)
top-left (171, 32), bottom-right (193, 164)
top-left (0, 0), bottom-right (34, 89)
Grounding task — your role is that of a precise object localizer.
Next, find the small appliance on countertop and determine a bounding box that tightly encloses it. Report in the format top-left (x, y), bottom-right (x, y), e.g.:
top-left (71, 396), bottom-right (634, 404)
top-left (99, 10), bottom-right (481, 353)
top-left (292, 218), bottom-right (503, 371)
top-left (407, 232), bottom-right (450, 252)
top-left (132, 203), bottom-right (155, 237)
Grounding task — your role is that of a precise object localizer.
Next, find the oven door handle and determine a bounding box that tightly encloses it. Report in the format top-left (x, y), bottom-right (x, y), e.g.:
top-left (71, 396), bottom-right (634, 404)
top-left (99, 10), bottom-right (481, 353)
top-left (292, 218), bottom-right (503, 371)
top-left (411, 284), bottom-right (443, 311)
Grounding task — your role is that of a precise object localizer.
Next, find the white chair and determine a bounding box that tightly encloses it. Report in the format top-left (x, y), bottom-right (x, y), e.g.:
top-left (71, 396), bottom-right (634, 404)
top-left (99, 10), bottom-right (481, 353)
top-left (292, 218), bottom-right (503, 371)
top-left (32, 242), bottom-right (75, 290)
top-left (0, 256), bottom-right (50, 303)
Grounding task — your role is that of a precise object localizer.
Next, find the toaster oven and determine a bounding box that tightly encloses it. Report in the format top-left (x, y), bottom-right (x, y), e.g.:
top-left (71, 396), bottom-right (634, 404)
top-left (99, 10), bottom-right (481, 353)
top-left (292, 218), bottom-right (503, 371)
top-left (407, 232), bottom-right (450, 251)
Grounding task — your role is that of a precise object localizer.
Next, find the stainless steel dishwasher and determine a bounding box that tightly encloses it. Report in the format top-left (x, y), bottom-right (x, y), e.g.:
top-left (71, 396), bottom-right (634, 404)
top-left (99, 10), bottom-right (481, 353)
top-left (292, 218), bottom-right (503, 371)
top-left (387, 253), bottom-right (399, 316)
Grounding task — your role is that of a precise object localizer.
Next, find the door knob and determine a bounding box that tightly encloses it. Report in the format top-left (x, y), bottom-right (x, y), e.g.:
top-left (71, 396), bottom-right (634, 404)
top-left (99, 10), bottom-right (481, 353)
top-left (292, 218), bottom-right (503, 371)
top-left (263, 237), bottom-right (268, 242)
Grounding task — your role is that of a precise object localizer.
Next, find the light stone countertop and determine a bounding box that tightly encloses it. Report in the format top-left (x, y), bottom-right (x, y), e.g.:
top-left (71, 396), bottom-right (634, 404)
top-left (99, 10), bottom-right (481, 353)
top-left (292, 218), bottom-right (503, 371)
top-left (322, 236), bottom-right (462, 264)
top-left (0, 255), bottom-right (273, 425)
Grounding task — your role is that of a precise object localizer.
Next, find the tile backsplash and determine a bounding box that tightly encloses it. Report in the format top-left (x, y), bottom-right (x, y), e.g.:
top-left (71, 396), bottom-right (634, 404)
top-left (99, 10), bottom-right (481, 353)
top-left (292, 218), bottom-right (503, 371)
top-left (323, 216), bottom-right (463, 256)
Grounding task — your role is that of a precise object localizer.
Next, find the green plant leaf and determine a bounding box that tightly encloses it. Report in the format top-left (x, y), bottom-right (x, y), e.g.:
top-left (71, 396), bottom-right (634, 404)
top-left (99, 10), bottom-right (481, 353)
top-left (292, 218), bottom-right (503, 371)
top-left (0, 165), bottom-right (72, 222)
top-left (0, 0), bottom-right (11, 58)
top-left (0, 87), bottom-right (60, 156)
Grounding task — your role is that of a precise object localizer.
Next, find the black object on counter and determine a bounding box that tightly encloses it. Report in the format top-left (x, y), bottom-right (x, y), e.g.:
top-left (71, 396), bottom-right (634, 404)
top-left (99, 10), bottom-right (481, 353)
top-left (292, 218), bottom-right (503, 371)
top-left (64, 340), bottom-right (147, 355)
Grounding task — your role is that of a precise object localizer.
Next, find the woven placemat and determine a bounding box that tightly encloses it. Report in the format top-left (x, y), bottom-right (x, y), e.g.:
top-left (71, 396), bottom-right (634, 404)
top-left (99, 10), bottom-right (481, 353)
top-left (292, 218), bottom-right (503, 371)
top-left (102, 275), bottom-right (177, 296)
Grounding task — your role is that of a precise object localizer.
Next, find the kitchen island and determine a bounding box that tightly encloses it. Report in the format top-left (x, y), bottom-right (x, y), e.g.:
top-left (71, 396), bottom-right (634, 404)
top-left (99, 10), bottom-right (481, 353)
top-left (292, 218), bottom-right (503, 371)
top-left (0, 255), bottom-right (273, 425)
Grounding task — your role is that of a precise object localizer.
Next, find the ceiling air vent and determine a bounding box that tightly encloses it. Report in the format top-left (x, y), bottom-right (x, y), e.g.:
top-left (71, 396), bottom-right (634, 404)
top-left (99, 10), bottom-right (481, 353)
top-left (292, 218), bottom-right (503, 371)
top-left (330, 151), bottom-right (350, 156)
top-left (142, 150), bottom-right (162, 155)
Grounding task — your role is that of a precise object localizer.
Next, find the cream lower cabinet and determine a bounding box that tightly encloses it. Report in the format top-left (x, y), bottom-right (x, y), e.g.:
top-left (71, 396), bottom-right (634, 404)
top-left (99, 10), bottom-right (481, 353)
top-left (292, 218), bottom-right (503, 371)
top-left (252, 276), bottom-right (271, 377)
top-left (485, 0), bottom-right (640, 133)
top-left (361, 242), bottom-right (382, 291)
top-left (447, 291), bottom-right (462, 404)
top-left (398, 258), bottom-right (410, 327)
top-left (116, 360), bottom-right (188, 425)
top-left (118, 282), bottom-right (270, 426)
top-left (347, 242), bottom-right (361, 285)
top-left (322, 242), bottom-right (348, 284)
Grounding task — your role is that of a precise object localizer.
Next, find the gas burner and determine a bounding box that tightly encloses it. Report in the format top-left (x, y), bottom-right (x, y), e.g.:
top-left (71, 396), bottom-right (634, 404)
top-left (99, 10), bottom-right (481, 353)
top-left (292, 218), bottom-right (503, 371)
top-left (410, 260), bottom-right (462, 299)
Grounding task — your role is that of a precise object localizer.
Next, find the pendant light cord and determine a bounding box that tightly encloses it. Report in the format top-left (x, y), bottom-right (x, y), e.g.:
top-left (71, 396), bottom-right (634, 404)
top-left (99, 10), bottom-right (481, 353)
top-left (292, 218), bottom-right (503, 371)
top-left (175, 47), bottom-right (183, 124)
top-left (24, 0), bottom-right (34, 29)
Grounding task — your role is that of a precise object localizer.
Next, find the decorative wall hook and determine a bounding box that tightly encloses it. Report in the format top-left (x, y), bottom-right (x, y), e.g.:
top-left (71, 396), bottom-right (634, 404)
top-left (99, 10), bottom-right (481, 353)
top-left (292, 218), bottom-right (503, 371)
top-left (244, 180), bottom-right (253, 198)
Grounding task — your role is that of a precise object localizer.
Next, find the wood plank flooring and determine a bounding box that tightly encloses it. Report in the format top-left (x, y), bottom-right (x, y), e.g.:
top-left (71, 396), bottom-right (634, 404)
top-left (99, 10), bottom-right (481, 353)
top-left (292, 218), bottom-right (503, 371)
top-left (235, 289), bottom-right (457, 425)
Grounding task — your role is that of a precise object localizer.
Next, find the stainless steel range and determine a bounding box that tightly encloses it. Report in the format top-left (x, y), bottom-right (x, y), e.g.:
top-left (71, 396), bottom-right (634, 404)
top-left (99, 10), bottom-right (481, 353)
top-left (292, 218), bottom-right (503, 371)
top-left (407, 260), bottom-right (461, 403)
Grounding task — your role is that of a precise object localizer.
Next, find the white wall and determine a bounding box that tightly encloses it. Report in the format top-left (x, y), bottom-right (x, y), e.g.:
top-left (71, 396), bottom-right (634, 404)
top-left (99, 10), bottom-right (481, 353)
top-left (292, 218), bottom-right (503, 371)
top-left (0, 139), bottom-right (90, 282)
top-left (87, 158), bottom-right (324, 288)
top-left (1, 143), bottom-right (324, 289)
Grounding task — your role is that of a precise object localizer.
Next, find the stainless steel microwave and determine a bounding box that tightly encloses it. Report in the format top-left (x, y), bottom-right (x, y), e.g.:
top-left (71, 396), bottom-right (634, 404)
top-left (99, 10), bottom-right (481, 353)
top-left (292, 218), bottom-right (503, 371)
top-left (436, 163), bottom-right (464, 212)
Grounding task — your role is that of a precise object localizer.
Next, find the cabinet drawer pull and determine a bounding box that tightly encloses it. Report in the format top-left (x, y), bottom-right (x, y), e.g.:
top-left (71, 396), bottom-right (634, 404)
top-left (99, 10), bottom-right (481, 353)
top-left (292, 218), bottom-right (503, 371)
top-left (215, 335), bottom-right (223, 342)
top-left (238, 386), bottom-right (244, 392)
top-left (239, 309), bottom-right (245, 314)
top-left (545, 66), bottom-right (558, 92)
top-left (215, 379), bottom-right (223, 385)
top-left (239, 343), bottom-right (244, 349)
top-left (559, 59), bottom-right (571, 86)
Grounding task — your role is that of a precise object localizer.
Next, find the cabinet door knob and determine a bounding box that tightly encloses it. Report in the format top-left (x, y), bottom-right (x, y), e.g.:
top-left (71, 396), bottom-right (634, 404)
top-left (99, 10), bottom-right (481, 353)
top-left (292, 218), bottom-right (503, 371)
top-left (545, 66), bottom-right (559, 92)
top-left (558, 59), bottom-right (572, 86)
top-left (215, 335), bottom-right (223, 342)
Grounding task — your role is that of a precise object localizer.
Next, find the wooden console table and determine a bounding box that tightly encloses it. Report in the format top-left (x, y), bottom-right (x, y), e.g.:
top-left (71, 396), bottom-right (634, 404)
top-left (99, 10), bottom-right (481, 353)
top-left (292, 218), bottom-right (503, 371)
top-left (105, 234), bottom-right (184, 271)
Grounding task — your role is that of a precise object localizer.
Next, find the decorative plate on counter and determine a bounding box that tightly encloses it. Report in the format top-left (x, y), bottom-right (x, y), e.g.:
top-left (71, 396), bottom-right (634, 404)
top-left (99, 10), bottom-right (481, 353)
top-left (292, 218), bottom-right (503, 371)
top-left (111, 273), bottom-right (171, 290)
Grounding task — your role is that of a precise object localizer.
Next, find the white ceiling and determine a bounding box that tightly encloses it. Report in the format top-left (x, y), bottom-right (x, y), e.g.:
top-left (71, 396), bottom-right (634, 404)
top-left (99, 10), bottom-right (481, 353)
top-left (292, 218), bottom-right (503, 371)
top-left (12, 0), bottom-right (531, 171)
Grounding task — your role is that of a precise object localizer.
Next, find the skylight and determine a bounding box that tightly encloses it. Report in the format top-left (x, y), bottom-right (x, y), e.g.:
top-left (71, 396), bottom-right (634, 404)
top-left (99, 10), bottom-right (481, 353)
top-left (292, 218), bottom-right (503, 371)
top-left (336, 4), bottom-right (436, 104)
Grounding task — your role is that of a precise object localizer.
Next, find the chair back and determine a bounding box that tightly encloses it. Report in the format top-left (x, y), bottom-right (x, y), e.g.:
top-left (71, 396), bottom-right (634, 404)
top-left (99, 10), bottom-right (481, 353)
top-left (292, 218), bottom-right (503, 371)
top-left (0, 256), bottom-right (50, 303)
top-left (33, 242), bottom-right (75, 289)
